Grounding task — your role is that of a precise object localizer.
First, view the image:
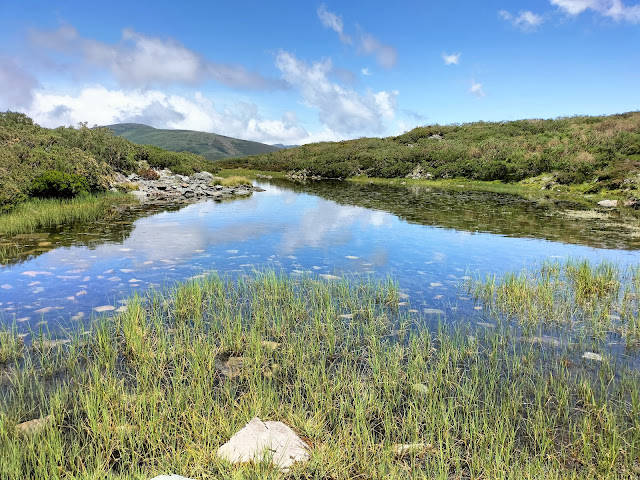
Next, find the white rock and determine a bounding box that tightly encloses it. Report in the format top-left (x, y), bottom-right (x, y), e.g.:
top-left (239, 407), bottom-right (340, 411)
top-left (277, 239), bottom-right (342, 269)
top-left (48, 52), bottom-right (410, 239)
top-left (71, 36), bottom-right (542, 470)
top-left (423, 308), bottom-right (445, 315)
top-left (582, 351), bottom-right (603, 362)
top-left (319, 274), bottom-right (341, 281)
top-left (597, 199), bottom-right (618, 208)
top-left (94, 305), bottom-right (116, 313)
top-left (217, 417), bottom-right (310, 471)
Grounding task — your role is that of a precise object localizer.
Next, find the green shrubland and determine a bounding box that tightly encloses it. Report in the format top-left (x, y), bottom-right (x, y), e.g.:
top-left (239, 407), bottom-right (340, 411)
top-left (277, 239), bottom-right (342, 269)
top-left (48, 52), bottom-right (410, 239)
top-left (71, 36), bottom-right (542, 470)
top-left (222, 112), bottom-right (640, 192)
top-left (0, 112), bottom-right (218, 212)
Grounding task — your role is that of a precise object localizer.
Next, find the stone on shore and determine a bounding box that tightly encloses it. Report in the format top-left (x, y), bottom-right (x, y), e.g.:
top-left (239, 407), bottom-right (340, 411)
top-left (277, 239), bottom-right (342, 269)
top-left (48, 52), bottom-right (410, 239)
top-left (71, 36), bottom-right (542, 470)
top-left (597, 199), bottom-right (618, 208)
top-left (217, 417), bottom-right (310, 471)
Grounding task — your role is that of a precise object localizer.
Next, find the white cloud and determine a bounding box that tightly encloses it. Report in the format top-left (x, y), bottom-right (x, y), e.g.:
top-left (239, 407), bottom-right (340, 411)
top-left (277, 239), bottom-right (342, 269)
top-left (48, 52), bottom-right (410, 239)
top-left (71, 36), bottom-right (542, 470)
top-left (359, 30), bottom-right (398, 69)
top-left (442, 52), bottom-right (461, 65)
top-left (470, 81), bottom-right (485, 97)
top-left (29, 25), bottom-right (284, 89)
top-left (315, 6), bottom-right (397, 69)
top-left (317, 4), bottom-right (352, 44)
top-left (275, 51), bottom-right (398, 135)
top-left (361, 67), bottom-right (372, 76)
top-left (27, 85), bottom-right (311, 144)
top-left (550, 0), bottom-right (640, 22)
top-left (499, 10), bottom-right (545, 30)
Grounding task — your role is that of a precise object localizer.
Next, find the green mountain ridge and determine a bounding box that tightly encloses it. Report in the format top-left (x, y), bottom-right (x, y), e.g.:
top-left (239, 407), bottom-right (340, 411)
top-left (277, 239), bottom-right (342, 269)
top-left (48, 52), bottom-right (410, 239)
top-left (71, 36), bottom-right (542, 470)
top-left (107, 123), bottom-right (281, 161)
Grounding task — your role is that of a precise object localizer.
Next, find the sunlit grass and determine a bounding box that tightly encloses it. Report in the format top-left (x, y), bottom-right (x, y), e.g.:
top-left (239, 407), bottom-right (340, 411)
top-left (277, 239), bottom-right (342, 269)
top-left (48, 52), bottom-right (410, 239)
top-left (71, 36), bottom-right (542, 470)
top-left (212, 176), bottom-right (252, 187)
top-left (1, 271), bottom-right (639, 478)
top-left (0, 193), bottom-right (133, 237)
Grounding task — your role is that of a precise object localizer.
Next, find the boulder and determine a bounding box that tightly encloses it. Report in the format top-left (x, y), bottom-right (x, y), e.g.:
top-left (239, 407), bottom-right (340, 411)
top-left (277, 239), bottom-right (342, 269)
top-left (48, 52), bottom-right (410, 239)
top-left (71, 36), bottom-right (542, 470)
top-left (217, 417), bottom-right (310, 471)
top-left (192, 171), bottom-right (214, 182)
top-left (597, 199), bottom-right (618, 208)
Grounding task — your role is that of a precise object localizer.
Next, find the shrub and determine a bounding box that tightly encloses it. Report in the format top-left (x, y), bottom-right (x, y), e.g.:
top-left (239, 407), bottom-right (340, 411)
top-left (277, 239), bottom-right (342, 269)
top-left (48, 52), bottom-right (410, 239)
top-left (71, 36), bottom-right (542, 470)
top-left (30, 170), bottom-right (90, 199)
top-left (138, 167), bottom-right (160, 180)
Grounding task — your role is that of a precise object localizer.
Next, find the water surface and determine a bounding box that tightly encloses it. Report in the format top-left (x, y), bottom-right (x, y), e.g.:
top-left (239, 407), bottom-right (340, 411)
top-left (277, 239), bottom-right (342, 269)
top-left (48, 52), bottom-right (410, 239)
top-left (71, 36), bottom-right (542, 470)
top-left (1, 180), bottom-right (639, 336)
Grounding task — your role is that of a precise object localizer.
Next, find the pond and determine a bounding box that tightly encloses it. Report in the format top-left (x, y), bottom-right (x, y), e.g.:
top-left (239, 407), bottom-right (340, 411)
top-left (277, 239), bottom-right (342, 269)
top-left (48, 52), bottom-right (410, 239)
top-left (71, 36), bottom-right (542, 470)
top-left (1, 179), bottom-right (640, 337)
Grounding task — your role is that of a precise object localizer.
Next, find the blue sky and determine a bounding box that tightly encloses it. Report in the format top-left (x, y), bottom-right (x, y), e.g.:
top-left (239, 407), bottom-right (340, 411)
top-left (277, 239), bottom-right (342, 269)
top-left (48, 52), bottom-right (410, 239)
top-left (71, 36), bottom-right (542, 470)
top-left (1, 1), bottom-right (639, 144)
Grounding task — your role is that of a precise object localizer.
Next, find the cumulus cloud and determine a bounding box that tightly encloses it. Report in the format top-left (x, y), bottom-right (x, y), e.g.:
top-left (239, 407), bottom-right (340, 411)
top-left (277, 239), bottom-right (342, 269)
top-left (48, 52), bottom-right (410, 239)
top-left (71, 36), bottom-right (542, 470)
top-left (275, 50), bottom-right (397, 135)
top-left (27, 86), bottom-right (311, 144)
top-left (470, 81), bottom-right (485, 97)
top-left (499, 10), bottom-right (545, 30)
top-left (317, 4), bottom-right (352, 44)
top-left (361, 67), bottom-right (372, 76)
top-left (0, 57), bottom-right (39, 109)
top-left (550, 0), bottom-right (640, 22)
top-left (29, 25), bottom-right (284, 89)
top-left (442, 52), bottom-right (461, 65)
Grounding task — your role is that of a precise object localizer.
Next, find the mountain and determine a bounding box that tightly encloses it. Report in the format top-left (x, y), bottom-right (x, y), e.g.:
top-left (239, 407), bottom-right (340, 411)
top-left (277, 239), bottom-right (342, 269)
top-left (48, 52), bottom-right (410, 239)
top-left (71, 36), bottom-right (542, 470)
top-left (106, 123), bottom-right (281, 161)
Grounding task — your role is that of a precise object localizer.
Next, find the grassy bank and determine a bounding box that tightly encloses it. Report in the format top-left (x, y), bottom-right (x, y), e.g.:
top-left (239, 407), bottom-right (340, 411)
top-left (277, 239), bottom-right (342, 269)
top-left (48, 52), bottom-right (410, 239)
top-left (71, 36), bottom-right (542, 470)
top-left (0, 193), bottom-right (133, 237)
top-left (0, 112), bottom-right (218, 212)
top-left (221, 112), bottom-right (640, 197)
top-left (1, 271), bottom-right (639, 479)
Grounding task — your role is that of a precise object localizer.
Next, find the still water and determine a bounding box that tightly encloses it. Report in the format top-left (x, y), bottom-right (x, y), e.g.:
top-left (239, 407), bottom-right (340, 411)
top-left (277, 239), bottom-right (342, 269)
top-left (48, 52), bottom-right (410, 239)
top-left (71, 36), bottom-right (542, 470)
top-left (1, 179), bottom-right (640, 335)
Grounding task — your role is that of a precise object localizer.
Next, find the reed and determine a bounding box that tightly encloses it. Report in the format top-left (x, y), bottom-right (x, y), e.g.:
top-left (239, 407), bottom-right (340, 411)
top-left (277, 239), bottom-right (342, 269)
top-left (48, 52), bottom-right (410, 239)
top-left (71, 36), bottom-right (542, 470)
top-left (1, 271), bottom-right (638, 479)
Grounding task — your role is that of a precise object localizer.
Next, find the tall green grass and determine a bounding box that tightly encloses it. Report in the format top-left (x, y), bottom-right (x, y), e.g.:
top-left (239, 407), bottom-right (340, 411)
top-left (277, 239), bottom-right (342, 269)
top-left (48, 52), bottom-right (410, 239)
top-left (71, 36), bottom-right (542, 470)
top-left (0, 193), bottom-right (133, 237)
top-left (470, 259), bottom-right (640, 342)
top-left (1, 272), bottom-right (638, 479)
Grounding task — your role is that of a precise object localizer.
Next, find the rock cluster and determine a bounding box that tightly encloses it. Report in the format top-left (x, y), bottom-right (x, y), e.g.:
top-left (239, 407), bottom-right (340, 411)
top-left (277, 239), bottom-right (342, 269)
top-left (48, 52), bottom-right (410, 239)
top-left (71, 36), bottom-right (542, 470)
top-left (112, 169), bottom-right (262, 204)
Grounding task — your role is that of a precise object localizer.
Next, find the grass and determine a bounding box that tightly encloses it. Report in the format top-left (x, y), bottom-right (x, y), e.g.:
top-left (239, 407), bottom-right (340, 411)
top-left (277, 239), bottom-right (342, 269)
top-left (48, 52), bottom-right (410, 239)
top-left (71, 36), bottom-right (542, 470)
top-left (1, 271), bottom-right (639, 479)
top-left (0, 193), bottom-right (134, 237)
top-left (469, 259), bottom-right (640, 342)
top-left (212, 176), bottom-right (252, 187)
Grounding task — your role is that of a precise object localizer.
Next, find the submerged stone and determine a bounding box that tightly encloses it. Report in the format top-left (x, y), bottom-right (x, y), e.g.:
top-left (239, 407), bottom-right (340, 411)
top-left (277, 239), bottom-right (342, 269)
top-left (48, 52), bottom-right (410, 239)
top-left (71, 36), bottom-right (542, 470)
top-left (423, 308), bottom-right (445, 315)
top-left (392, 442), bottom-right (431, 456)
top-left (217, 417), bottom-right (310, 471)
top-left (411, 383), bottom-right (429, 394)
top-left (582, 351), bottom-right (603, 362)
top-left (94, 305), bottom-right (116, 313)
top-left (319, 274), bottom-right (341, 280)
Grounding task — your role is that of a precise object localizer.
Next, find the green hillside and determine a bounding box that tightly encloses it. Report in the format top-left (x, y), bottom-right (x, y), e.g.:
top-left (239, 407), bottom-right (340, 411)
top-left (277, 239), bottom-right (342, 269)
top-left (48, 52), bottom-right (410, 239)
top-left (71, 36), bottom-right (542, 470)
top-left (0, 112), bottom-right (218, 211)
top-left (107, 123), bottom-right (280, 161)
top-left (221, 112), bottom-right (640, 193)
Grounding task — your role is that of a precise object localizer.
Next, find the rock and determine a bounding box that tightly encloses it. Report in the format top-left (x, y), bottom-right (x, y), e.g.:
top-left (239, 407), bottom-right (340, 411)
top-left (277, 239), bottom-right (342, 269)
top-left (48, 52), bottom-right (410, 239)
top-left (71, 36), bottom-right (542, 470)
top-left (526, 336), bottom-right (561, 347)
top-left (131, 190), bottom-right (149, 201)
top-left (597, 199), bottom-right (618, 208)
top-left (15, 414), bottom-right (54, 436)
top-left (319, 274), bottom-right (341, 281)
top-left (392, 442), bottom-right (432, 456)
top-left (217, 417), bottom-right (310, 471)
top-left (192, 171), bottom-right (214, 182)
top-left (94, 305), bottom-right (116, 313)
top-left (429, 134), bottom-right (443, 140)
top-left (582, 351), bottom-right (603, 362)
top-left (216, 356), bottom-right (245, 378)
top-left (423, 308), bottom-right (445, 315)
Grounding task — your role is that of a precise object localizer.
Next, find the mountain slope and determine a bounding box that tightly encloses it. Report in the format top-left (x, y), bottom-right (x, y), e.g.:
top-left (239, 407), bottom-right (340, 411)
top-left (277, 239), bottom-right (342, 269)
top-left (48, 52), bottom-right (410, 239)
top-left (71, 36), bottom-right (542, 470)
top-left (107, 123), bottom-right (280, 161)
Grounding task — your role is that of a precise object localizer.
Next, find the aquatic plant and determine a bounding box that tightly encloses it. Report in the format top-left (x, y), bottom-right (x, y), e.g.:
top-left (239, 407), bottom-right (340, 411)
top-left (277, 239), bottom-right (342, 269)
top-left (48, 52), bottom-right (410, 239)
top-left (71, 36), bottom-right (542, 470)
top-left (0, 272), bottom-right (638, 478)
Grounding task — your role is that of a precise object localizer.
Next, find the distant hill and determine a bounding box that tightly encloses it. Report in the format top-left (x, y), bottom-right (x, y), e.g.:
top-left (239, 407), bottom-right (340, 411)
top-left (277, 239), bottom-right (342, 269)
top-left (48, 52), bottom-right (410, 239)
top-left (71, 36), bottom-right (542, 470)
top-left (106, 123), bottom-right (281, 161)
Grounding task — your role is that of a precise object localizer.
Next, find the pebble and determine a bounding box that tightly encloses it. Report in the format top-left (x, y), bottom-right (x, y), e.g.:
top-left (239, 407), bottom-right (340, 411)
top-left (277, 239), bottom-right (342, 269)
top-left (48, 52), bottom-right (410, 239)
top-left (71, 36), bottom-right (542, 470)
top-left (582, 352), bottom-right (603, 362)
top-left (94, 305), bottom-right (116, 313)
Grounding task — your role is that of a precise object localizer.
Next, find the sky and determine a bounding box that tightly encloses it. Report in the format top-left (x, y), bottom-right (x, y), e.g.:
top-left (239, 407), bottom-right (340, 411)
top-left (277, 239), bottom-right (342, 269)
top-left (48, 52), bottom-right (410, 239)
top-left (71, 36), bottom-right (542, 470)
top-left (0, 1), bottom-right (639, 145)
